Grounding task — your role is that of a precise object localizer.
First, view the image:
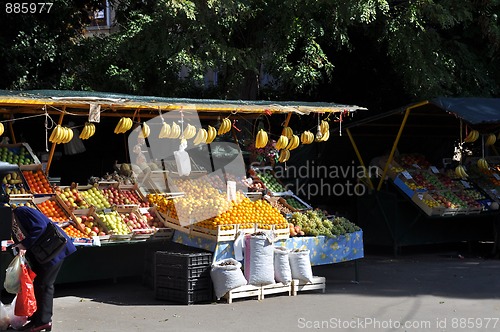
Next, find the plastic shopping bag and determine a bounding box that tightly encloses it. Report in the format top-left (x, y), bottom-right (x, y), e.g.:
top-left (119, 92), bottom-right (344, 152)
top-left (7, 297), bottom-right (28, 330)
top-left (14, 263), bottom-right (37, 317)
top-left (4, 255), bottom-right (22, 294)
top-left (0, 302), bottom-right (10, 331)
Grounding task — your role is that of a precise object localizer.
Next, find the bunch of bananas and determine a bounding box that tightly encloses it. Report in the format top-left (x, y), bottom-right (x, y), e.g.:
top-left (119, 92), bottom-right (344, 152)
top-left (278, 149), bottom-right (290, 163)
top-left (477, 158), bottom-right (490, 170)
top-left (160, 122), bottom-right (181, 139)
top-left (316, 120), bottom-right (330, 142)
top-left (138, 122), bottom-right (151, 138)
top-left (114, 117), bottom-right (133, 134)
top-left (182, 124), bottom-right (197, 140)
top-left (285, 134), bottom-right (300, 150)
top-left (464, 130), bottom-right (479, 143)
top-left (206, 125), bottom-right (217, 144)
top-left (282, 126), bottom-right (293, 139)
top-left (193, 128), bottom-right (208, 145)
top-left (485, 133), bottom-right (497, 146)
top-left (0, 122), bottom-right (4, 136)
top-left (255, 129), bottom-right (269, 148)
top-left (218, 118), bottom-right (232, 135)
top-left (79, 122), bottom-right (96, 140)
top-left (455, 165), bottom-right (469, 179)
top-left (49, 125), bottom-right (74, 144)
top-left (158, 122), bottom-right (171, 138)
top-left (300, 131), bottom-right (314, 144)
top-left (275, 135), bottom-right (289, 150)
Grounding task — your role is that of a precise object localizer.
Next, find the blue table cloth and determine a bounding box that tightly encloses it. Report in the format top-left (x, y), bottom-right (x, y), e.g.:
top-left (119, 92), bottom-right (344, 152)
top-left (172, 230), bottom-right (364, 265)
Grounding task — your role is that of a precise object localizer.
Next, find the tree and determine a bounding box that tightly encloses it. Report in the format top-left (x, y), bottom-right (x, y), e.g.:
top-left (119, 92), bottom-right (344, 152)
top-left (0, 0), bottom-right (102, 90)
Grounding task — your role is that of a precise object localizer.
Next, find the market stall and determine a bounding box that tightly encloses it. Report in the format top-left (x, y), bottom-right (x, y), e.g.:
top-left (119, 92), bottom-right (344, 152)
top-left (0, 90), bottom-right (367, 301)
top-left (345, 98), bottom-right (500, 254)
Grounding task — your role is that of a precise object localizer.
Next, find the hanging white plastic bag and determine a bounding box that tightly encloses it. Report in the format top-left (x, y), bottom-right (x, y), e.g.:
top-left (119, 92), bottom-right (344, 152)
top-left (174, 140), bottom-right (191, 176)
top-left (7, 296), bottom-right (28, 330)
top-left (4, 254), bottom-right (22, 294)
top-left (0, 302), bottom-right (10, 330)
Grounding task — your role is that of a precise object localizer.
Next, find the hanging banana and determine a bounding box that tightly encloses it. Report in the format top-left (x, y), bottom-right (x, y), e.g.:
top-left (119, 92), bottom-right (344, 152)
top-left (485, 133), bottom-right (497, 146)
top-left (282, 127), bottom-right (293, 139)
top-left (255, 129), bottom-right (269, 148)
top-left (159, 122), bottom-right (171, 139)
top-left (139, 122), bottom-right (150, 139)
top-left (278, 149), bottom-right (290, 163)
top-left (285, 134), bottom-right (300, 150)
top-left (206, 125), bottom-right (217, 144)
top-left (168, 122), bottom-right (181, 139)
top-left (477, 158), bottom-right (489, 171)
top-left (218, 118), bottom-right (232, 135)
top-left (464, 130), bottom-right (479, 143)
top-left (275, 135), bottom-right (289, 151)
top-left (182, 124), bottom-right (197, 140)
top-left (455, 165), bottom-right (469, 179)
top-left (79, 122), bottom-right (96, 140)
top-left (193, 128), bottom-right (208, 145)
top-left (0, 122), bottom-right (4, 136)
top-left (300, 131), bottom-right (314, 144)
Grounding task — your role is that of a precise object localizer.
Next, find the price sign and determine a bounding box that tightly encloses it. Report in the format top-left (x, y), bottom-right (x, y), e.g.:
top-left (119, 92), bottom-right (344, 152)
top-left (401, 171), bottom-right (413, 180)
top-left (417, 193), bottom-right (424, 200)
top-left (139, 207), bottom-right (149, 214)
top-left (430, 166), bottom-right (440, 174)
top-left (493, 173), bottom-right (500, 181)
top-left (412, 164), bottom-right (421, 169)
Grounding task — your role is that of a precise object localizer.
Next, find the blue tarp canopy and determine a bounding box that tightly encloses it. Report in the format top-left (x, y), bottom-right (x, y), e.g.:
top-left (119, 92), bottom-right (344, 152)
top-left (430, 97), bottom-right (500, 125)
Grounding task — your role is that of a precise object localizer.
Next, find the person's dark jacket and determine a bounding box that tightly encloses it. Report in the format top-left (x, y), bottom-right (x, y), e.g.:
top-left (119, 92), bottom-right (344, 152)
top-left (12, 206), bottom-right (76, 269)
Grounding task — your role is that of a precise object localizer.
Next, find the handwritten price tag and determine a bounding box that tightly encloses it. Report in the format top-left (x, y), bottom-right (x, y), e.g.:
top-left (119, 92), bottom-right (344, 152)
top-left (430, 166), bottom-right (440, 174)
top-left (493, 173), bottom-right (500, 181)
top-left (460, 180), bottom-right (471, 189)
top-left (402, 171), bottom-right (413, 180)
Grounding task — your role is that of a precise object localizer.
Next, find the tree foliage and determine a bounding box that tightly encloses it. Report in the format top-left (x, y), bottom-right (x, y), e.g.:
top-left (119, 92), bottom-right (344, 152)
top-left (1, 0), bottom-right (499, 109)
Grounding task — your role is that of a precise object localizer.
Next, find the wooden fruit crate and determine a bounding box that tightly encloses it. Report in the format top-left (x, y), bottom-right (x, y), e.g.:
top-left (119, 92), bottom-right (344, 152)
top-left (222, 284), bottom-right (261, 304)
top-left (189, 224), bottom-right (237, 242)
top-left (411, 192), bottom-right (446, 216)
top-left (291, 276), bottom-right (326, 295)
top-left (261, 282), bottom-right (292, 299)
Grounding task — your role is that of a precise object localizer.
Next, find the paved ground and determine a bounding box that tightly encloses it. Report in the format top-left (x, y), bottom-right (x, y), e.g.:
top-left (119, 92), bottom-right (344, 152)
top-left (44, 244), bottom-right (500, 332)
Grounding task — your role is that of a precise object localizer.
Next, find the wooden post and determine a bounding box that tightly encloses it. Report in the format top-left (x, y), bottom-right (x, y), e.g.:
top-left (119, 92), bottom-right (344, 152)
top-left (45, 107), bottom-right (66, 175)
top-left (8, 113), bottom-right (16, 144)
top-left (346, 128), bottom-right (374, 190)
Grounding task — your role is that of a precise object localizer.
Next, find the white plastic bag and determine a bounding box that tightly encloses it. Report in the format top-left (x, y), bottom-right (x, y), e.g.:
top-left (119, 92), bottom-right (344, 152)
top-left (274, 247), bottom-right (292, 285)
top-left (0, 302), bottom-right (10, 330)
top-left (244, 234), bottom-right (275, 286)
top-left (289, 249), bottom-right (314, 283)
top-left (174, 141), bottom-right (191, 176)
top-left (7, 296), bottom-right (28, 330)
top-left (4, 254), bottom-right (22, 294)
top-left (210, 258), bottom-right (247, 299)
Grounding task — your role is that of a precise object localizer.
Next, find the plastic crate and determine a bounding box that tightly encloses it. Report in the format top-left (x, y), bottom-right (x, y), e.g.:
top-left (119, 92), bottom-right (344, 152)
top-left (155, 287), bottom-right (213, 304)
top-left (155, 275), bottom-right (211, 292)
top-left (155, 251), bottom-right (212, 267)
top-left (155, 264), bottom-right (210, 279)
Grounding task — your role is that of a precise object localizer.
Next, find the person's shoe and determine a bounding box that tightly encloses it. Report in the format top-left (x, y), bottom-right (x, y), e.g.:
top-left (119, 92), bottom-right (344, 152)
top-left (19, 321), bottom-right (52, 332)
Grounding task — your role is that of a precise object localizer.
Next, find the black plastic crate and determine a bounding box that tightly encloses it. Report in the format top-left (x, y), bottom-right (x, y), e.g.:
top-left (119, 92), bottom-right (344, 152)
top-left (155, 264), bottom-right (210, 279)
top-left (155, 275), bottom-right (211, 292)
top-left (155, 287), bottom-right (213, 304)
top-left (155, 251), bottom-right (212, 267)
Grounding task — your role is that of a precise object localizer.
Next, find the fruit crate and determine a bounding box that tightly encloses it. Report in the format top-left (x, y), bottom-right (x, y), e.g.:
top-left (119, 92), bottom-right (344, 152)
top-left (20, 164), bottom-right (55, 195)
top-left (115, 206), bottom-right (155, 240)
top-left (189, 224), bottom-right (238, 242)
top-left (155, 250), bottom-right (212, 267)
top-left (155, 275), bottom-right (212, 292)
top-left (411, 192), bottom-right (446, 216)
top-left (33, 195), bottom-right (76, 223)
top-left (393, 174), bottom-right (426, 198)
top-left (155, 287), bottom-right (213, 304)
top-left (1, 168), bottom-right (31, 197)
top-left (0, 143), bottom-right (40, 166)
top-left (251, 166), bottom-right (288, 194)
top-left (118, 183), bottom-right (150, 207)
top-left (277, 194), bottom-right (312, 212)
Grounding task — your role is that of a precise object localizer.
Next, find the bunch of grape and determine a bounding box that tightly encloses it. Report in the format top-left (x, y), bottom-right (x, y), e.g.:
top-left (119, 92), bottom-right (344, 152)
top-left (290, 211), bottom-right (360, 237)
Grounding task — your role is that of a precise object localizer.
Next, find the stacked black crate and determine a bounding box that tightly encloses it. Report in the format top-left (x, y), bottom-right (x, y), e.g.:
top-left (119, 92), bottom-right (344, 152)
top-left (154, 250), bottom-right (213, 304)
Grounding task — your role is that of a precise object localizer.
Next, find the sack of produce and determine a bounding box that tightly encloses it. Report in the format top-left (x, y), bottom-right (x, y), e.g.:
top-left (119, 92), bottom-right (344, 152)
top-left (211, 258), bottom-right (247, 299)
top-left (274, 247), bottom-right (292, 285)
top-left (289, 249), bottom-right (313, 283)
top-left (244, 233), bottom-right (275, 286)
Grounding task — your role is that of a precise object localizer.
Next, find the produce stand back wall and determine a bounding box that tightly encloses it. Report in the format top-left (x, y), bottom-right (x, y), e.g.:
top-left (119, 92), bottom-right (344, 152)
top-left (346, 98), bottom-right (500, 254)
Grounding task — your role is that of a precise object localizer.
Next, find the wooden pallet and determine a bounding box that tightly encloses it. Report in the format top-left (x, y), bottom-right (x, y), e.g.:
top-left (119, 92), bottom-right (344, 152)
top-left (222, 285), bottom-right (261, 304)
top-left (291, 276), bottom-right (326, 296)
top-left (261, 282), bottom-right (292, 299)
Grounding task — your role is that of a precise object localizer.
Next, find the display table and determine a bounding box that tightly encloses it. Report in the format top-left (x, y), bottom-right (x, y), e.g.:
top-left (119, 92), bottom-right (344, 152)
top-left (172, 230), bottom-right (364, 265)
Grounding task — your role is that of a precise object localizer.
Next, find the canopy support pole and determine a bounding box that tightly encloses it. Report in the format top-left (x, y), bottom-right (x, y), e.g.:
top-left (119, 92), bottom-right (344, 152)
top-left (346, 128), bottom-right (374, 190)
top-left (45, 107), bottom-right (66, 176)
top-left (283, 113), bottom-right (292, 127)
top-left (377, 101), bottom-right (429, 191)
top-left (9, 112), bottom-right (16, 144)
